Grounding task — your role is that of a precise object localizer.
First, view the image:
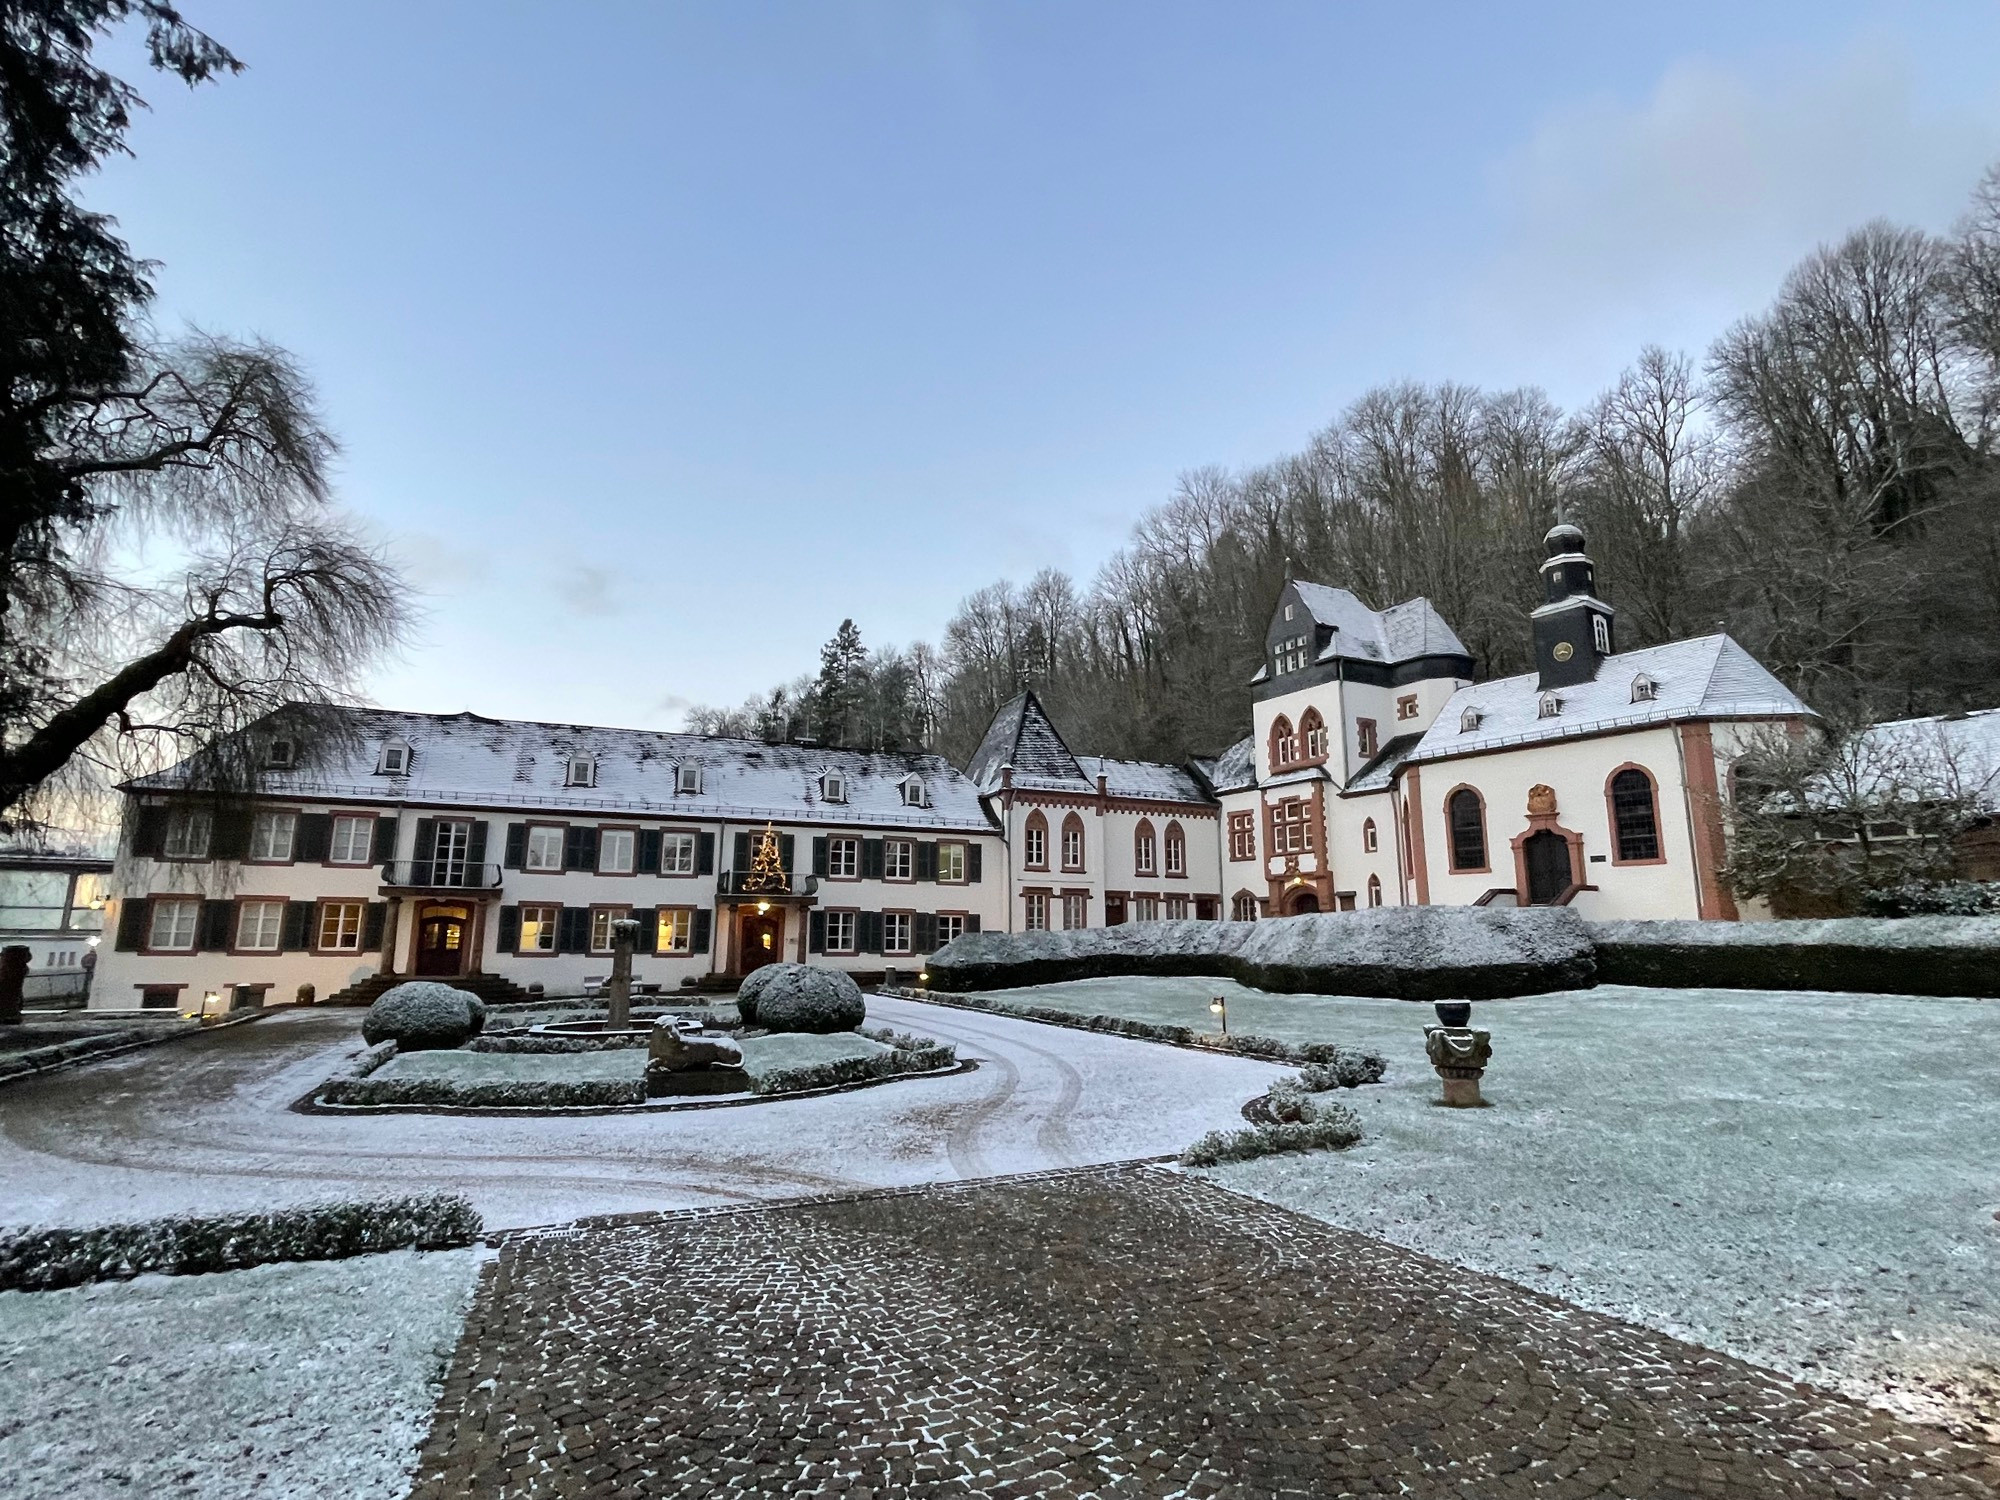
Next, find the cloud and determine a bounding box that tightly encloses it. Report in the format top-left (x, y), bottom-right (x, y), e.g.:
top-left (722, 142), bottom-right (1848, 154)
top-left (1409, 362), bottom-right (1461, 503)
top-left (553, 564), bottom-right (625, 618)
top-left (1463, 40), bottom-right (2000, 389)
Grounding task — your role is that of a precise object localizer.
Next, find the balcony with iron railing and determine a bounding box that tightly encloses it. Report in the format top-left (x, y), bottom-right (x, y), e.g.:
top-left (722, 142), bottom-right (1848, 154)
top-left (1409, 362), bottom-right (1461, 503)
top-left (379, 860), bottom-right (504, 891)
top-left (714, 870), bottom-right (819, 899)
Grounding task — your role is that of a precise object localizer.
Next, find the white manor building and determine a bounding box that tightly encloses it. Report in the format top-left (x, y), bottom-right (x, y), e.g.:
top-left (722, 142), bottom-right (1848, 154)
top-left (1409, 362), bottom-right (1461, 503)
top-left (94, 524), bottom-right (1812, 1008)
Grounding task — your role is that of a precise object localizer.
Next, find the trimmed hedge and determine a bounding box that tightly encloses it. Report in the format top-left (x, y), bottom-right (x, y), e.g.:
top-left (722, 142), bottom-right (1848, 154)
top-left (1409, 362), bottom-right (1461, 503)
top-left (752, 1035), bottom-right (957, 1096)
top-left (1180, 1106), bottom-right (1363, 1167)
top-left (320, 1072), bottom-right (643, 1108)
top-left (0, 1193), bottom-right (482, 1292)
top-left (929, 907), bottom-right (1596, 1001)
top-left (1588, 915), bottom-right (2000, 997)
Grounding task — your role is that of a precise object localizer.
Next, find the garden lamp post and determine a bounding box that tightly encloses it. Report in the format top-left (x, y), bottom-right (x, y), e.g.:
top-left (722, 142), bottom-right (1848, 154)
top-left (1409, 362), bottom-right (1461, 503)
top-left (1209, 994), bottom-right (1228, 1036)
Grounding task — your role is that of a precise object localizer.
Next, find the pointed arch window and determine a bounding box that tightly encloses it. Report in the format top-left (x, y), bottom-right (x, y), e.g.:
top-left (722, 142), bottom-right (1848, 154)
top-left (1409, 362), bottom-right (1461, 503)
top-left (1164, 821), bottom-right (1186, 875)
top-left (1269, 715), bottom-right (1298, 772)
top-left (1023, 811), bottom-right (1049, 870)
top-left (1609, 767), bottom-right (1662, 863)
top-left (1362, 817), bottom-right (1378, 854)
top-left (1134, 820), bottom-right (1157, 876)
top-left (1366, 873), bottom-right (1383, 907)
top-left (1446, 787), bottom-right (1488, 873)
top-left (1061, 813), bottom-right (1086, 872)
top-left (1300, 708), bottom-right (1328, 761)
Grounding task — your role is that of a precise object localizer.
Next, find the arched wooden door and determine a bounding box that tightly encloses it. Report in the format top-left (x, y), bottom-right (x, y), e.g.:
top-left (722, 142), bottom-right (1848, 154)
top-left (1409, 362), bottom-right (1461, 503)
top-left (1287, 888), bottom-right (1322, 915)
top-left (414, 905), bottom-right (469, 975)
top-left (1523, 831), bottom-right (1574, 905)
top-left (738, 909), bottom-right (783, 974)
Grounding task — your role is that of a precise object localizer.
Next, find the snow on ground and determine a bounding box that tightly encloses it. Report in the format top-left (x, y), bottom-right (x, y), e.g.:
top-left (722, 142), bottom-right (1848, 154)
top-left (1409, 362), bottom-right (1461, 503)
top-left (979, 975), bottom-right (2000, 1434)
top-left (0, 1247), bottom-right (482, 1500)
top-left (740, 1030), bottom-right (892, 1076)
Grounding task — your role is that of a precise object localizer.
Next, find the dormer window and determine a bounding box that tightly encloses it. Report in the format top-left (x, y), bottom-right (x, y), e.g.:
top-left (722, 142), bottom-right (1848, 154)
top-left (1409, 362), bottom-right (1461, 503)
top-left (821, 770), bottom-right (847, 804)
top-left (1459, 707), bottom-right (1483, 734)
top-left (1283, 603), bottom-right (1295, 621)
top-left (1631, 672), bottom-right (1659, 703)
top-left (901, 775), bottom-right (929, 808)
top-left (377, 741), bottom-right (410, 775)
top-left (264, 738), bottom-right (297, 769)
top-left (676, 762), bottom-right (703, 795)
top-left (565, 754), bottom-right (596, 788)
top-left (1538, 691), bottom-right (1563, 719)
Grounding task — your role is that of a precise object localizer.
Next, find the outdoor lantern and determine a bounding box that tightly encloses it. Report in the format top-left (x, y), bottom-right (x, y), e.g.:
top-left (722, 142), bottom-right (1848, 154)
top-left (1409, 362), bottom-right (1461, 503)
top-left (1209, 994), bottom-right (1229, 1035)
top-left (200, 989), bottom-right (225, 1019)
top-left (756, 899), bottom-right (770, 915)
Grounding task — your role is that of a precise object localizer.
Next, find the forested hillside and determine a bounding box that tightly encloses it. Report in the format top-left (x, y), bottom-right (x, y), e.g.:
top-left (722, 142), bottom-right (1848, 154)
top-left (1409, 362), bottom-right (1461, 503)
top-left (692, 166), bottom-right (2000, 768)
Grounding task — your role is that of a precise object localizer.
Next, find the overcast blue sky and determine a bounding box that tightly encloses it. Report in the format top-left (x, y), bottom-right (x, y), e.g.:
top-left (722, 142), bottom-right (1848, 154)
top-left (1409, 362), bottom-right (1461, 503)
top-left (92, 1), bottom-right (2000, 729)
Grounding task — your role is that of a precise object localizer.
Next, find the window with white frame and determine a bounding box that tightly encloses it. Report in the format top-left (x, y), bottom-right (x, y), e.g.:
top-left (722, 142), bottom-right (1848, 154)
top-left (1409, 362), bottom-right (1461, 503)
top-left (264, 738), bottom-right (297, 769)
top-left (1023, 892), bottom-right (1049, 931)
top-left (1164, 894), bottom-right (1188, 920)
top-left (329, 814), bottom-right (376, 864)
top-left (519, 904), bottom-right (559, 952)
top-left (589, 906), bottom-right (631, 952)
top-left (901, 776), bottom-right (928, 807)
top-left (937, 913), bottom-right (966, 944)
top-left (377, 742), bottom-right (410, 775)
top-left (883, 911), bottom-right (913, 954)
top-left (525, 825), bottom-right (565, 871)
top-left (883, 840), bottom-right (913, 880)
top-left (1273, 798), bottom-right (1309, 855)
top-left (822, 771), bottom-right (846, 803)
top-left (1367, 874), bottom-right (1383, 907)
top-left (1630, 673), bottom-right (1659, 703)
top-left (1397, 694), bottom-right (1420, 721)
top-left (1165, 826), bottom-right (1185, 875)
top-left (657, 907), bottom-right (695, 953)
top-left (937, 841), bottom-right (966, 882)
top-left (1228, 812), bottom-right (1255, 862)
top-left (1024, 821), bottom-right (1047, 868)
top-left (1356, 718), bottom-right (1379, 757)
top-left (1538, 691), bottom-right (1562, 719)
top-left (565, 754), bottom-right (595, 788)
top-left (1592, 613), bottom-right (1611, 653)
top-left (824, 910), bottom-right (857, 953)
top-left (662, 832), bottom-right (696, 875)
top-left (1061, 822), bottom-right (1084, 871)
top-left (1062, 892), bottom-right (1087, 930)
top-left (162, 808), bottom-right (211, 860)
top-left (1363, 817), bottom-right (1378, 853)
top-left (1134, 826), bottom-right (1156, 875)
top-left (1231, 892), bottom-right (1259, 922)
top-left (249, 810), bottom-right (296, 862)
top-left (1459, 706), bottom-right (1483, 733)
top-left (1132, 894), bottom-right (1160, 922)
top-left (148, 897), bottom-right (200, 951)
top-left (318, 901), bottom-right (365, 951)
top-left (598, 829), bottom-right (635, 874)
top-left (828, 837), bottom-right (859, 878)
top-left (236, 900), bottom-right (284, 952)
top-left (1303, 716), bottom-right (1328, 759)
top-left (676, 762), bottom-right (703, 794)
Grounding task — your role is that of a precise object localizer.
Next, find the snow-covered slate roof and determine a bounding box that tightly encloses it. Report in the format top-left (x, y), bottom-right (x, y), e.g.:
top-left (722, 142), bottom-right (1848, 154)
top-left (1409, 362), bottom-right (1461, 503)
top-left (1207, 735), bottom-right (1257, 794)
top-left (1844, 707), bottom-right (2000, 810)
top-left (129, 708), bottom-right (997, 832)
top-left (1343, 732), bottom-right (1424, 796)
top-left (1410, 634), bottom-right (1812, 765)
top-left (1075, 756), bottom-right (1212, 805)
top-left (1291, 583), bottom-right (1471, 664)
top-left (963, 691), bottom-right (1088, 793)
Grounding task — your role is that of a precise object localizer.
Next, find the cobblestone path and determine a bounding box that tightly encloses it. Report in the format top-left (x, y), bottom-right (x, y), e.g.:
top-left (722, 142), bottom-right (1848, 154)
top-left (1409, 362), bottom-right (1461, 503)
top-left (410, 1164), bottom-right (2000, 1499)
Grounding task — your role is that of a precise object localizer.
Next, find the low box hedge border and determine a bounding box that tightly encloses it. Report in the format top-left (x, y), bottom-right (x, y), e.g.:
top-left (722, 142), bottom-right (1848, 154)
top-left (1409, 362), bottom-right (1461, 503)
top-left (753, 1033), bottom-right (959, 1096)
top-left (0, 1193), bottom-right (482, 1292)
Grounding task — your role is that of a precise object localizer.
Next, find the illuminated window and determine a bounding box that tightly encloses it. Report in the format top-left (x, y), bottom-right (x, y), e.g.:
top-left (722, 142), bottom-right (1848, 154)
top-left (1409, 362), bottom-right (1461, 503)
top-left (937, 842), bottom-right (967, 882)
top-left (656, 907), bottom-right (695, 953)
top-left (589, 906), bottom-right (632, 953)
top-left (519, 904), bottom-right (559, 952)
top-left (318, 901), bottom-right (365, 951)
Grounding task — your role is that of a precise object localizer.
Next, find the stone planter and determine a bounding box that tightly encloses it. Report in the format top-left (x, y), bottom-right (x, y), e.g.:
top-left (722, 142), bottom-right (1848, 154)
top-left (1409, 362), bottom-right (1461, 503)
top-left (1424, 1024), bottom-right (1492, 1107)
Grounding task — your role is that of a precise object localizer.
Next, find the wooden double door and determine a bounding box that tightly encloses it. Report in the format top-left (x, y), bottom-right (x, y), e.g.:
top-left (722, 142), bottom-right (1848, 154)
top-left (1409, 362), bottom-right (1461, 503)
top-left (414, 903), bottom-right (472, 975)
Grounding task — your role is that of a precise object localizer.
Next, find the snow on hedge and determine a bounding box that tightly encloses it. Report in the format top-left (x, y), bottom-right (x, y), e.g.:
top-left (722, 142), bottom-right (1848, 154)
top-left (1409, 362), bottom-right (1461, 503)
top-left (747, 964), bottom-right (868, 1032)
top-left (327, 1047), bottom-right (646, 1108)
top-left (1589, 914), bottom-right (2000, 996)
top-left (361, 981), bottom-right (487, 1050)
top-left (929, 906), bottom-right (1597, 1000)
top-left (740, 1028), bottom-right (955, 1095)
top-left (0, 1246), bottom-right (481, 1500)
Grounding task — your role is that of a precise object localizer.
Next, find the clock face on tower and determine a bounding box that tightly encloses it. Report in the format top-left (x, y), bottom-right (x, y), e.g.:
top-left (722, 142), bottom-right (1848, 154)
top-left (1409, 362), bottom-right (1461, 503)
top-left (1552, 641), bottom-right (1575, 662)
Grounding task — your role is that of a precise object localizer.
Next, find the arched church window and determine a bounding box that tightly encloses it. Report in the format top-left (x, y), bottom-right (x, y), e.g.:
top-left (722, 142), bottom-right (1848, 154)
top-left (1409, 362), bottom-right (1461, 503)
top-left (1301, 709), bottom-right (1328, 760)
top-left (1133, 820), bottom-right (1157, 875)
top-left (1362, 817), bottom-right (1378, 853)
top-left (1061, 814), bottom-right (1086, 871)
top-left (1023, 812), bottom-right (1048, 870)
top-left (1609, 768), bottom-right (1661, 862)
top-left (1366, 874), bottom-right (1383, 907)
top-left (1164, 822), bottom-right (1186, 875)
top-left (1269, 716), bottom-right (1297, 771)
top-left (1446, 788), bottom-right (1487, 872)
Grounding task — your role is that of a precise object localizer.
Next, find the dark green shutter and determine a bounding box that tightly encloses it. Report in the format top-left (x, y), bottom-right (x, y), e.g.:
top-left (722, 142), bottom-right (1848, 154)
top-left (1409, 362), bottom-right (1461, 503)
top-left (967, 844), bottom-right (983, 883)
top-left (200, 900), bottom-right (233, 951)
top-left (812, 836), bottom-right (829, 876)
top-left (363, 902), bottom-right (389, 951)
top-left (859, 911), bottom-right (883, 954)
top-left (967, 914), bottom-right (982, 933)
top-left (372, 816), bottom-right (399, 864)
top-left (732, 832), bottom-right (750, 870)
top-left (692, 909), bottom-right (712, 953)
top-left (564, 826), bottom-right (598, 871)
top-left (210, 809), bottom-right (252, 861)
top-left (466, 820), bottom-right (489, 867)
top-left (860, 839), bottom-right (884, 879)
top-left (503, 823), bottom-right (527, 869)
top-left (916, 841), bottom-right (938, 881)
top-left (697, 833), bottom-right (715, 875)
top-left (281, 902), bottom-right (315, 951)
top-left (496, 905), bottom-right (521, 952)
top-left (115, 898), bottom-right (149, 951)
top-left (294, 813), bottom-right (332, 863)
top-left (557, 907), bottom-right (590, 954)
top-left (634, 906), bottom-right (659, 952)
top-left (131, 804), bottom-right (168, 857)
top-left (779, 834), bottom-right (795, 872)
top-left (914, 912), bottom-right (938, 953)
top-left (412, 818), bottom-right (437, 872)
top-left (637, 830), bottom-right (662, 874)
top-left (808, 910), bottom-right (826, 954)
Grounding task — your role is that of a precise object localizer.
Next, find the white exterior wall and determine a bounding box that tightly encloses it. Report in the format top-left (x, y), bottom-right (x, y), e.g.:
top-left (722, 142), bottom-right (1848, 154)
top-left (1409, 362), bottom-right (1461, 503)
top-left (1413, 726), bottom-right (1705, 920)
top-left (993, 792), bottom-right (1222, 930)
top-left (1323, 789), bottom-right (1406, 908)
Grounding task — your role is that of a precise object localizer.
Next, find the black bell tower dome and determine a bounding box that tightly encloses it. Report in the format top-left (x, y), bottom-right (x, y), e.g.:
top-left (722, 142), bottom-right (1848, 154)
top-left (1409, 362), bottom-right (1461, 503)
top-left (1532, 523), bottom-right (1616, 690)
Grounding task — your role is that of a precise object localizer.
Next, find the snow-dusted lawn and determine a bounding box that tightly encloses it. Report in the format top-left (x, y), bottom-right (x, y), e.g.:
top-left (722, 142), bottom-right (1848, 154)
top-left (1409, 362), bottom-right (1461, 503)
top-left (372, 1048), bottom-right (643, 1083)
top-left (0, 1247), bottom-right (482, 1500)
top-left (988, 976), bottom-right (2000, 1433)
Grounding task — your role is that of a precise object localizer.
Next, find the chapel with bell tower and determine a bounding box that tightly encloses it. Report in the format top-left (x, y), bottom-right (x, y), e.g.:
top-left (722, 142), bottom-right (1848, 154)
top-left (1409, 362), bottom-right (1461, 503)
top-left (1531, 523), bottom-right (1616, 691)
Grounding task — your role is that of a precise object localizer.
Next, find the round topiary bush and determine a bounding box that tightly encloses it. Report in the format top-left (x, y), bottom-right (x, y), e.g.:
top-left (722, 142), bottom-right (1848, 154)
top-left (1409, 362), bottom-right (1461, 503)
top-left (747, 964), bottom-right (866, 1034)
top-left (361, 981), bottom-right (486, 1051)
top-left (735, 964), bottom-right (783, 1027)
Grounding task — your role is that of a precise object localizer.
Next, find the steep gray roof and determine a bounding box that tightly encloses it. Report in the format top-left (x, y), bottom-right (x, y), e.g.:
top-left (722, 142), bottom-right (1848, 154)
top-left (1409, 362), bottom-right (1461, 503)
top-left (1410, 635), bottom-right (1811, 765)
top-left (1207, 735), bottom-right (1257, 794)
top-left (1343, 732), bottom-right (1424, 795)
top-left (129, 708), bottom-right (995, 832)
top-left (1291, 582), bottom-right (1471, 664)
top-left (1076, 756), bottom-right (1212, 805)
top-left (963, 691), bottom-right (1088, 793)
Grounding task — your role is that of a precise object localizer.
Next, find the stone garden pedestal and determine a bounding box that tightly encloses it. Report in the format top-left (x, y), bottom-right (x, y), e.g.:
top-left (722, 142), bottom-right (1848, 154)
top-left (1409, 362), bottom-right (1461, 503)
top-left (1424, 1023), bottom-right (1492, 1106)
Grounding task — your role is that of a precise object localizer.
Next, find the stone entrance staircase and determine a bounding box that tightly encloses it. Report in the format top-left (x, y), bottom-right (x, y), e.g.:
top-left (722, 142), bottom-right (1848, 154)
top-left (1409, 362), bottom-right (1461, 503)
top-left (325, 971), bottom-right (531, 1008)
